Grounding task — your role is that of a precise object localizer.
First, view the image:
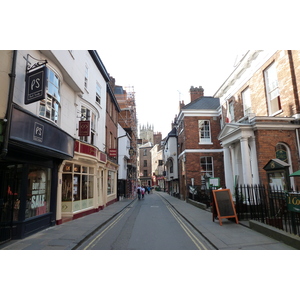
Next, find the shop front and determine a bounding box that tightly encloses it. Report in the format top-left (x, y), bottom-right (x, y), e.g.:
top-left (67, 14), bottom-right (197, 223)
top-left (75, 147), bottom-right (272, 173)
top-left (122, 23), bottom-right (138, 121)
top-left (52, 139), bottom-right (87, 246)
top-left (58, 140), bottom-right (109, 224)
top-left (0, 105), bottom-right (74, 243)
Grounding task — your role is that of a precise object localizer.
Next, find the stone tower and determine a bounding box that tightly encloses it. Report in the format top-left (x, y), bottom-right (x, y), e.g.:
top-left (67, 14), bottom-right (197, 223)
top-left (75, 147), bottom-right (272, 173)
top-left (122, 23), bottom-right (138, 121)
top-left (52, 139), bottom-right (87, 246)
top-left (139, 124), bottom-right (154, 144)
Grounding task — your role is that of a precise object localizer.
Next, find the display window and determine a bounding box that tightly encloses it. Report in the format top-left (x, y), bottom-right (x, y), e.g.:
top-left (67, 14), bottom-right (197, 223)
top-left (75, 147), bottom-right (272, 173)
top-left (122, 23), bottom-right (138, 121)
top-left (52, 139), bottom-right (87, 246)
top-left (62, 162), bottom-right (94, 213)
top-left (107, 170), bottom-right (115, 195)
top-left (26, 166), bottom-right (51, 219)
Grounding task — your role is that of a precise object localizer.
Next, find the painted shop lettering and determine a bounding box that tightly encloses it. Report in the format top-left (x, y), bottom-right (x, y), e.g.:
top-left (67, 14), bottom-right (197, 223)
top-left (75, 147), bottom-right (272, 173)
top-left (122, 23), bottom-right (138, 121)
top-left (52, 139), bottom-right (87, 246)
top-left (31, 78), bottom-right (40, 90)
top-left (31, 195), bottom-right (45, 209)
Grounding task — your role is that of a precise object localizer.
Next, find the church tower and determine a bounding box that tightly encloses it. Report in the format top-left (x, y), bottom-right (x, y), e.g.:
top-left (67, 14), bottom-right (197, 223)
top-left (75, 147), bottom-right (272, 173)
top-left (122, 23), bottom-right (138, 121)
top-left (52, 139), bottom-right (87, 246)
top-left (139, 124), bottom-right (154, 144)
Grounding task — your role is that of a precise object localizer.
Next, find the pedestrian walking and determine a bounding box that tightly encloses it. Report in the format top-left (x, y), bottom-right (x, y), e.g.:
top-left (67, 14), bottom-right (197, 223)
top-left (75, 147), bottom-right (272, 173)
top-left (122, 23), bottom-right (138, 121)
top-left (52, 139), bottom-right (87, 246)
top-left (137, 185), bottom-right (142, 200)
top-left (141, 186), bottom-right (145, 199)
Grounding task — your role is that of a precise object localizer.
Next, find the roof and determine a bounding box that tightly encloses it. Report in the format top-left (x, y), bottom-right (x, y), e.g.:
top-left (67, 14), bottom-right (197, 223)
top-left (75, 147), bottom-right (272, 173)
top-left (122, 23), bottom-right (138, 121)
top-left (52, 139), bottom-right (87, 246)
top-left (183, 96), bottom-right (220, 110)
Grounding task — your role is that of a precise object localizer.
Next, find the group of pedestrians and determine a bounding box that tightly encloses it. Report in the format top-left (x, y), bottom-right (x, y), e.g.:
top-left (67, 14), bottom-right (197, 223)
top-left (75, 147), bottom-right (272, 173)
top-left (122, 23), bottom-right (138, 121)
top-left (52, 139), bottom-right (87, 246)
top-left (136, 185), bottom-right (151, 200)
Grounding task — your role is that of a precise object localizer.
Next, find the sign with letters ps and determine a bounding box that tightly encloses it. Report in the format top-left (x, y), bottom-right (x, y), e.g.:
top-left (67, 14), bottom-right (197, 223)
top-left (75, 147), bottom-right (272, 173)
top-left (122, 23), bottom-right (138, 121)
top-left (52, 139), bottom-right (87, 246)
top-left (25, 66), bottom-right (47, 104)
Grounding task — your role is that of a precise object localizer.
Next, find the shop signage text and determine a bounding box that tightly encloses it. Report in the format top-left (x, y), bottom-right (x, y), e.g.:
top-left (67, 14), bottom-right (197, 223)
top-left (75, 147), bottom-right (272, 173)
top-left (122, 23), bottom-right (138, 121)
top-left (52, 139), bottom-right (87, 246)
top-left (109, 149), bottom-right (117, 157)
top-left (287, 194), bottom-right (300, 212)
top-left (25, 66), bottom-right (47, 104)
top-left (79, 121), bottom-right (90, 136)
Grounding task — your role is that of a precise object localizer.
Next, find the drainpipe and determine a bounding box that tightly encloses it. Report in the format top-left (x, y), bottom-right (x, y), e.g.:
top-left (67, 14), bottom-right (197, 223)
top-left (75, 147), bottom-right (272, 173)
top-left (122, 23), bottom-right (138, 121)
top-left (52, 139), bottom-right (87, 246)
top-left (1, 50), bottom-right (17, 159)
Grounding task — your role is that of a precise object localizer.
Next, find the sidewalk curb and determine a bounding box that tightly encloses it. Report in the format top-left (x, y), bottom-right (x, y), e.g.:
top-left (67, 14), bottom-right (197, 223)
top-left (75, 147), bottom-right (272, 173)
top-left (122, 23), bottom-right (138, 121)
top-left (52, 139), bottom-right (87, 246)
top-left (249, 220), bottom-right (300, 250)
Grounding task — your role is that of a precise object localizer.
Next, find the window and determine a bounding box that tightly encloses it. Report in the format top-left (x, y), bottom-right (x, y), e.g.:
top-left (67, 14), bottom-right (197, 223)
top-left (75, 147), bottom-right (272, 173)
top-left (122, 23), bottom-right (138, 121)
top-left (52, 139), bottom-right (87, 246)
top-left (143, 149), bottom-right (147, 156)
top-left (107, 171), bottom-right (115, 195)
top-left (91, 112), bottom-right (96, 145)
top-left (200, 157), bottom-right (213, 179)
top-left (264, 62), bottom-right (281, 115)
top-left (26, 166), bottom-right (51, 219)
top-left (39, 68), bottom-right (60, 124)
top-left (62, 163), bottom-right (94, 212)
top-left (84, 64), bottom-right (89, 90)
top-left (169, 159), bottom-right (173, 173)
top-left (242, 87), bottom-right (251, 116)
top-left (143, 170), bottom-right (148, 177)
top-left (199, 120), bottom-right (211, 144)
top-left (144, 160), bottom-right (147, 167)
top-left (80, 106), bottom-right (90, 142)
top-left (96, 82), bottom-right (101, 104)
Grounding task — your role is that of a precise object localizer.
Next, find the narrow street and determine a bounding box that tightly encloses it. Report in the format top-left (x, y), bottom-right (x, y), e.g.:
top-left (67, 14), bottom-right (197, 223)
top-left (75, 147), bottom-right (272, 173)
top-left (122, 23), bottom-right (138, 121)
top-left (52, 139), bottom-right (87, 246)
top-left (77, 192), bottom-right (215, 250)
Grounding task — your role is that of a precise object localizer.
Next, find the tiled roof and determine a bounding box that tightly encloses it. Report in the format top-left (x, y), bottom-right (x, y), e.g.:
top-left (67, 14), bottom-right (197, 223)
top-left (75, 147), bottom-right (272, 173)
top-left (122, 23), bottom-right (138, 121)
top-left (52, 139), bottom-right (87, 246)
top-left (183, 96), bottom-right (220, 110)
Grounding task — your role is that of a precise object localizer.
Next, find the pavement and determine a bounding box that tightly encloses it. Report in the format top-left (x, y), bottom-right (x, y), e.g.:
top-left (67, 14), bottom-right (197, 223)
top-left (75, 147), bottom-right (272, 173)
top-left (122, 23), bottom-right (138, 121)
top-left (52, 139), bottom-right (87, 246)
top-left (0, 191), bottom-right (297, 250)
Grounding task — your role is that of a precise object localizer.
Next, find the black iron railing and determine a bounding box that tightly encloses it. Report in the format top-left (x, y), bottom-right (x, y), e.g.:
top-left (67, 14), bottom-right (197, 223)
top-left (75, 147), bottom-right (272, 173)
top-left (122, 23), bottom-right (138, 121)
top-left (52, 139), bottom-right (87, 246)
top-left (235, 184), bottom-right (300, 236)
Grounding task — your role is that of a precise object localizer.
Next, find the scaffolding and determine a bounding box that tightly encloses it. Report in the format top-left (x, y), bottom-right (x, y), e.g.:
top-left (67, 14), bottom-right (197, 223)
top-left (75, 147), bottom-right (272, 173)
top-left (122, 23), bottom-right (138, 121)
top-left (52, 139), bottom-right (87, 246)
top-left (115, 85), bottom-right (138, 197)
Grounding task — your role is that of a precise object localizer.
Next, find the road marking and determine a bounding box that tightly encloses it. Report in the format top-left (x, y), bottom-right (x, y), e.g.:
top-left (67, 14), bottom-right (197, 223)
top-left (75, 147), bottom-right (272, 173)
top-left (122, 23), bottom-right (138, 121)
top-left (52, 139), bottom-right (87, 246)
top-left (83, 207), bottom-right (131, 250)
top-left (162, 199), bottom-right (208, 250)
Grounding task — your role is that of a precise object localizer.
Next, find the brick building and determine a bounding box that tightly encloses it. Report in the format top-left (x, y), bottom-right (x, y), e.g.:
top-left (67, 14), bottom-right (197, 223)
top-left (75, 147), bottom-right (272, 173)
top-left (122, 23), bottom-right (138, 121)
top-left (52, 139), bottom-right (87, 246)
top-left (138, 142), bottom-right (153, 187)
top-left (176, 86), bottom-right (224, 200)
top-left (215, 50), bottom-right (300, 193)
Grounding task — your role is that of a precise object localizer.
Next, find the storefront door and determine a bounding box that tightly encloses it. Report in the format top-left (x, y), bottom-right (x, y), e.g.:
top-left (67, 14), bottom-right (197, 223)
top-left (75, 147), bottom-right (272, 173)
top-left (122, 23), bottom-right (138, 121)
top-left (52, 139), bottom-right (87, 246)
top-left (0, 164), bottom-right (22, 243)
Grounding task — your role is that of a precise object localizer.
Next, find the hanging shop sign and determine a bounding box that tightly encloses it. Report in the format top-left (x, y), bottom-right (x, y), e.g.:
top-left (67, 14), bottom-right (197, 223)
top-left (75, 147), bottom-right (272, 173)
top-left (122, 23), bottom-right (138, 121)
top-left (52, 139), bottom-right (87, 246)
top-left (109, 149), bottom-right (117, 157)
top-left (25, 66), bottom-right (47, 104)
top-left (78, 120), bottom-right (90, 136)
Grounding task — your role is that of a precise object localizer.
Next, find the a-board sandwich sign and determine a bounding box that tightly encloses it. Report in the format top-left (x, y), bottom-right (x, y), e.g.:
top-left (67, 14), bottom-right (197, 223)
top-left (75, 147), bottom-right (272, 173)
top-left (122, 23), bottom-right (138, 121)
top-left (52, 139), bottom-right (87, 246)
top-left (212, 189), bottom-right (238, 226)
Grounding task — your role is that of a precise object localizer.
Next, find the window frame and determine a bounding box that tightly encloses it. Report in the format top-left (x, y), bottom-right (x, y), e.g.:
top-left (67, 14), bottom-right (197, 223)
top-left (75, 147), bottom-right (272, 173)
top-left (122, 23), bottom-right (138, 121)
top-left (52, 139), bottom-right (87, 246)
top-left (39, 67), bottom-right (61, 124)
top-left (96, 81), bottom-right (101, 105)
top-left (84, 64), bottom-right (89, 90)
top-left (241, 87), bottom-right (252, 116)
top-left (198, 120), bottom-right (212, 144)
top-left (200, 156), bottom-right (214, 180)
top-left (264, 62), bottom-right (281, 116)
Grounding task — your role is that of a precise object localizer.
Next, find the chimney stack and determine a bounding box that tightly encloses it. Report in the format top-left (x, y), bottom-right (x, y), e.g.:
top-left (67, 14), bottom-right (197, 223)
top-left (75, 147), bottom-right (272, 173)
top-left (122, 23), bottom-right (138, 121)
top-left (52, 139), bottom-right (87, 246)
top-left (190, 86), bottom-right (204, 102)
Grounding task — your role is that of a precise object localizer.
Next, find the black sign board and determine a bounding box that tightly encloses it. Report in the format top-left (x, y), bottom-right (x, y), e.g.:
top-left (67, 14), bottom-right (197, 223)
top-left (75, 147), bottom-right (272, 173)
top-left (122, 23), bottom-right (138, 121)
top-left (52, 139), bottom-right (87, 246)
top-left (10, 105), bottom-right (74, 159)
top-left (25, 66), bottom-right (47, 104)
top-left (212, 189), bottom-right (238, 226)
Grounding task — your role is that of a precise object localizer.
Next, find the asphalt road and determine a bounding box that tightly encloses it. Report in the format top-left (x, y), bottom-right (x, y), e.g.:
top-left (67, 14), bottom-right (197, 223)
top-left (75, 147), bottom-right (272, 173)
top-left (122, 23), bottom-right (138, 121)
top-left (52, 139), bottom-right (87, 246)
top-left (78, 192), bottom-right (215, 250)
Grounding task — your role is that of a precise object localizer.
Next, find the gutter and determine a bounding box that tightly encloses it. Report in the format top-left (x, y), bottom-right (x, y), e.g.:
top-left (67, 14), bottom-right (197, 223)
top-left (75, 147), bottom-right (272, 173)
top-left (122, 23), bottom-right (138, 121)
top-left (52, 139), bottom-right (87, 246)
top-left (1, 50), bottom-right (17, 159)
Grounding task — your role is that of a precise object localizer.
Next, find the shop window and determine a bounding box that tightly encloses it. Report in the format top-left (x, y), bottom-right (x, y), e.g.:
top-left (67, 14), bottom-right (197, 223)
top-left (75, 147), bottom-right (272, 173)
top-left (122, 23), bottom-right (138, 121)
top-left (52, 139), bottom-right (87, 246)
top-left (39, 68), bottom-right (61, 124)
top-left (199, 120), bottom-right (211, 144)
top-left (62, 163), bottom-right (94, 213)
top-left (107, 171), bottom-right (115, 195)
top-left (26, 166), bottom-right (51, 219)
top-left (1, 164), bottom-right (23, 222)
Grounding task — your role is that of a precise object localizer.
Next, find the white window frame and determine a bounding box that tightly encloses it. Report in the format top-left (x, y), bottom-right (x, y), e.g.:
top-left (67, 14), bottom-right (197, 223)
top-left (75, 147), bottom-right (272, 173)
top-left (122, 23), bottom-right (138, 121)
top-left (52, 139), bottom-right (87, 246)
top-left (200, 156), bottom-right (214, 180)
top-left (242, 87), bottom-right (252, 116)
top-left (264, 62), bottom-right (281, 115)
top-left (198, 120), bottom-right (212, 144)
top-left (39, 67), bottom-right (61, 124)
top-left (96, 81), bottom-right (101, 105)
top-left (84, 64), bottom-right (89, 90)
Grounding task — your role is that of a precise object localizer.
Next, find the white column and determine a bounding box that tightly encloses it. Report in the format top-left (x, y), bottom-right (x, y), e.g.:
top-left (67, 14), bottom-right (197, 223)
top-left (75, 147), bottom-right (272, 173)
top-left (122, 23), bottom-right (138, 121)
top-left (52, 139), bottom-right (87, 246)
top-left (223, 146), bottom-right (234, 192)
top-left (240, 137), bottom-right (252, 185)
top-left (249, 136), bottom-right (260, 185)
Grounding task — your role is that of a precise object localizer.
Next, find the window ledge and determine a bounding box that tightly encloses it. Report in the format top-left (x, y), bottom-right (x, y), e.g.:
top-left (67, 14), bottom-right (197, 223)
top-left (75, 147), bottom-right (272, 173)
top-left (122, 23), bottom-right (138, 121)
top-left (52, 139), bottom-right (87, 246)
top-left (199, 142), bottom-right (213, 145)
top-left (270, 109), bottom-right (283, 117)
